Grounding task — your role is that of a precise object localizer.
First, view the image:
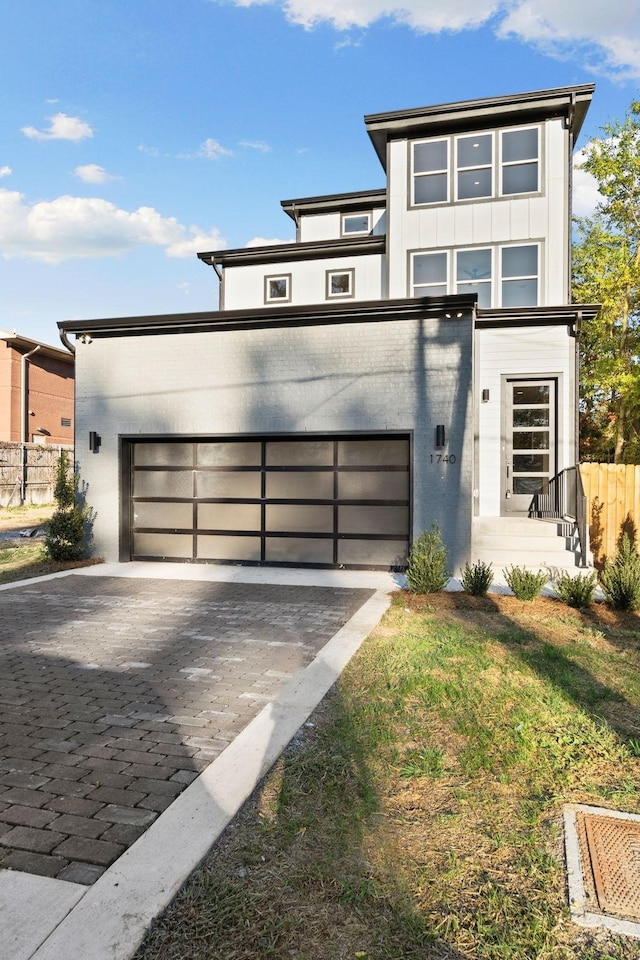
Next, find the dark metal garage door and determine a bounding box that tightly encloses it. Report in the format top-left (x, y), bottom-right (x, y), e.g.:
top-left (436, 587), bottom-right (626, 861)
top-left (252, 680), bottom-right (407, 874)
top-left (128, 435), bottom-right (410, 569)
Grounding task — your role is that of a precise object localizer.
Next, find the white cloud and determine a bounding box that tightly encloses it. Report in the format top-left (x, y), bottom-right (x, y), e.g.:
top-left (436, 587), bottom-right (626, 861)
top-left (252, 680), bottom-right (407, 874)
top-left (21, 113), bottom-right (94, 142)
top-left (0, 188), bottom-right (226, 264)
top-left (197, 138), bottom-right (234, 160)
top-left (240, 140), bottom-right (272, 153)
top-left (0, 166), bottom-right (11, 178)
top-left (245, 237), bottom-right (292, 247)
top-left (222, 0), bottom-right (640, 79)
top-left (74, 164), bottom-right (120, 184)
top-left (572, 150), bottom-right (602, 218)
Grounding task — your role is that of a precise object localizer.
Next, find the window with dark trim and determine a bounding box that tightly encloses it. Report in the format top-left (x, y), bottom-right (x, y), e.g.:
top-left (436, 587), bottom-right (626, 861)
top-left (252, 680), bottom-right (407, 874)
top-left (264, 274), bottom-right (291, 304)
top-left (326, 268), bottom-right (354, 299)
top-left (411, 243), bottom-right (539, 307)
top-left (412, 125), bottom-right (540, 206)
top-left (341, 213), bottom-right (370, 235)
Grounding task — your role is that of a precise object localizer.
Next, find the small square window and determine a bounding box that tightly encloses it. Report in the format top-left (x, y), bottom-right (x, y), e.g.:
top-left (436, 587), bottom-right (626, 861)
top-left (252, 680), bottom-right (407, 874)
top-left (265, 274), bottom-right (291, 304)
top-left (342, 214), bottom-right (370, 235)
top-left (326, 269), bottom-right (354, 299)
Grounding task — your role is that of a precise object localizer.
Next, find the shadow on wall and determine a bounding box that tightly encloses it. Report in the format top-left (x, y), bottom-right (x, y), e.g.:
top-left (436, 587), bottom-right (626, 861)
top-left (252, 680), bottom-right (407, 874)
top-left (590, 499), bottom-right (638, 569)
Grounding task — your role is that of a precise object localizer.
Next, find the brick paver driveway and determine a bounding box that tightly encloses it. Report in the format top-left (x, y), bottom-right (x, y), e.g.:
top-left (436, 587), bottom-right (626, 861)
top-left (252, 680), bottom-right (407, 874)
top-left (0, 575), bottom-right (372, 884)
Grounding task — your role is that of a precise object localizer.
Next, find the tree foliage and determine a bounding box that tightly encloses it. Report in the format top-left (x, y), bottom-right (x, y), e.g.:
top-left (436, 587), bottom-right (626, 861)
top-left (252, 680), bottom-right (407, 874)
top-left (573, 101), bottom-right (640, 463)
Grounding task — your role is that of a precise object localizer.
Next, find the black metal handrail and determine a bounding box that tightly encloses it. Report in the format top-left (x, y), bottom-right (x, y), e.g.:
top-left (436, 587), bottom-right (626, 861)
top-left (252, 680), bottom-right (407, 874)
top-left (529, 466), bottom-right (589, 567)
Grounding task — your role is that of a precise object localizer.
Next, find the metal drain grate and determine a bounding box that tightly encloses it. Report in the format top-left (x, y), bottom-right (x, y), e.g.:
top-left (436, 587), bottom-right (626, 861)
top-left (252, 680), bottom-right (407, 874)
top-left (577, 811), bottom-right (640, 921)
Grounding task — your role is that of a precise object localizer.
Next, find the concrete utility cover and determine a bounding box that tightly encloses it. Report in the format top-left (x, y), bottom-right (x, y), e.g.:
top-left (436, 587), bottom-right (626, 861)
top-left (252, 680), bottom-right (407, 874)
top-left (564, 803), bottom-right (640, 939)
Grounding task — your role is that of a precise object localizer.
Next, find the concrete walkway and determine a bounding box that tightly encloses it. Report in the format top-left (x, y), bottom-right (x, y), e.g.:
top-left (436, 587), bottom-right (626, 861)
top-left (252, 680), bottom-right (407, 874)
top-left (0, 562), bottom-right (398, 960)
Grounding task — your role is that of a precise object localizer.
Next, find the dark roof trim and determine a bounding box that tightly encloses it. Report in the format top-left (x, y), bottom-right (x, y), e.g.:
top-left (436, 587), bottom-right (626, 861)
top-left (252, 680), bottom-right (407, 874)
top-left (365, 84), bottom-right (595, 169)
top-left (281, 189), bottom-right (386, 221)
top-left (476, 303), bottom-right (600, 329)
top-left (198, 234), bottom-right (385, 269)
top-left (58, 294), bottom-right (477, 339)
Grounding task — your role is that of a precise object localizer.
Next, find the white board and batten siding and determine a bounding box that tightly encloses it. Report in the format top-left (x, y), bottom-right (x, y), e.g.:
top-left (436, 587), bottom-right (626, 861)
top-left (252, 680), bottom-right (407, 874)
top-left (476, 324), bottom-right (576, 517)
top-left (298, 208), bottom-right (386, 243)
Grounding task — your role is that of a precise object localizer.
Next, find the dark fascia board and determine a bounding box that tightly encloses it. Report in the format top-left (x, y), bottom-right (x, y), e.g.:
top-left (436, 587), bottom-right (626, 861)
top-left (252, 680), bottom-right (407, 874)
top-left (280, 188), bottom-right (387, 221)
top-left (365, 84), bottom-right (596, 169)
top-left (58, 294), bottom-right (477, 339)
top-left (0, 330), bottom-right (74, 363)
top-left (198, 234), bottom-right (385, 269)
top-left (476, 303), bottom-right (600, 329)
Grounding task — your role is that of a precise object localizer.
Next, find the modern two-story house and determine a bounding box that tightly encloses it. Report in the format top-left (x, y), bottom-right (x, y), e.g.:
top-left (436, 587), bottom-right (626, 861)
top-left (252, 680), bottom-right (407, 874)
top-left (59, 84), bottom-right (599, 573)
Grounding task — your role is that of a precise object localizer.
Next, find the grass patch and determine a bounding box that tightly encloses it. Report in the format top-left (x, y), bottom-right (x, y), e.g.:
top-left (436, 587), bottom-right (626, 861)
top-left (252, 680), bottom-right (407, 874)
top-left (0, 540), bottom-right (97, 584)
top-left (134, 592), bottom-right (640, 960)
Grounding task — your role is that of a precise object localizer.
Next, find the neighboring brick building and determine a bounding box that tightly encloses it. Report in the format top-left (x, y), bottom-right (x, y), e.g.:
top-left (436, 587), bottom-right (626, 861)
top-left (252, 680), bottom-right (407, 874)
top-left (0, 330), bottom-right (74, 445)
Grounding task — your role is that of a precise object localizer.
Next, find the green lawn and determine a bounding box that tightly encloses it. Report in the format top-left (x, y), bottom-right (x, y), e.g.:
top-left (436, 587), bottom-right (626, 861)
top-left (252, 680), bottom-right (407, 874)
top-left (134, 591), bottom-right (640, 960)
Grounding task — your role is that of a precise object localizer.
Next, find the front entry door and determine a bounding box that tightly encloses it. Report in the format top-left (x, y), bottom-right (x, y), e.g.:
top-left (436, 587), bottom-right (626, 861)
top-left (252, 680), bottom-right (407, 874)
top-left (503, 379), bottom-right (556, 515)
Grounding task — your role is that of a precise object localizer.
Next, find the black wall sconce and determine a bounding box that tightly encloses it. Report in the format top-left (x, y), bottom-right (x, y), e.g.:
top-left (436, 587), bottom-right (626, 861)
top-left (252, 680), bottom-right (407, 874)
top-left (482, 389), bottom-right (490, 403)
top-left (89, 431), bottom-right (102, 453)
top-left (435, 424), bottom-right (446, 448)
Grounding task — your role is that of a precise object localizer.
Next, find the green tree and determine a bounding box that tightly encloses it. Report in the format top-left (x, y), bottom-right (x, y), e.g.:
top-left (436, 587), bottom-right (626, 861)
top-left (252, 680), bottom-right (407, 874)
top-left (573, 101), bottom-right (640, 463)
top-left (45, 451), bottom-right (89, 561)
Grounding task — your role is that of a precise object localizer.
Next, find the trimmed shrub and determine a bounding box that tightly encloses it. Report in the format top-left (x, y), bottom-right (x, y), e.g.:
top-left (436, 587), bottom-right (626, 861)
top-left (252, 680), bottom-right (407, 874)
top-left (45, 451), bottom-right (89, 561)
top-left (406, 523), bottom-right (450, 594)
top-left (503, 565), bottom-right (547, 601)
top-left (554, 570), bottom-right (597, 609)
top-left (600, 534), bottom-right (640, 611)
top-left (460, 560), bottom-right (494, 597)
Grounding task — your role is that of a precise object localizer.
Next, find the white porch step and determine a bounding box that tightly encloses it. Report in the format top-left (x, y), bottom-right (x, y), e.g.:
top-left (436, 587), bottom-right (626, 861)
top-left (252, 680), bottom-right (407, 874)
top-left (470, 516), bottom-right (586, 573)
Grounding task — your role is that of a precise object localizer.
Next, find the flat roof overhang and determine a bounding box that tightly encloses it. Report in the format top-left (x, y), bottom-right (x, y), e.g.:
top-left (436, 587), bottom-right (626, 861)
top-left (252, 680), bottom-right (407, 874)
top-left (280, 188), bottom-right (387, 222)
top-left (198, 233), bottom-right (385, 270)
top-left (58, 294), bottom-right (478, 339)
top-left (365, 84), bottom-right (596, 169)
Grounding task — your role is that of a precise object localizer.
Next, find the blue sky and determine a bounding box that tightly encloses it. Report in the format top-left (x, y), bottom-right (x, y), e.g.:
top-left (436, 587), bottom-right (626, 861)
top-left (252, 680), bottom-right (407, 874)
top-left (1, 0), bottom-right (639, 347)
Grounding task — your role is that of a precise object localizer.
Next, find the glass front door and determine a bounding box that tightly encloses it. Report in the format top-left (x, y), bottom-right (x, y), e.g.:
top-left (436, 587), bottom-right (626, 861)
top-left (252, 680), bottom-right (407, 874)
top-left (503, 379), bottom-right (555, 514)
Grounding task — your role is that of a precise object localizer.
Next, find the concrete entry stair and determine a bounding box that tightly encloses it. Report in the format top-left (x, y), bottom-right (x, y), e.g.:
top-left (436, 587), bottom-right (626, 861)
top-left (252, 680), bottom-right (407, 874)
top-left (471, 516), bottom-right (585, 573)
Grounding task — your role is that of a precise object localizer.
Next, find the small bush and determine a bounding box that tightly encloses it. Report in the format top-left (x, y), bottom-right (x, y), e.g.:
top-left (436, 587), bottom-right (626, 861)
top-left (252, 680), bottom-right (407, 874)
top-left (406, 523), bottom-right (450, 594)
top-left (460, 560), bottom-right (494, 597)
top-left (503, 565), bottom-right (547, 601)
top-left (600, 534), bottom-right (640, 611)
top-left (45, 451), bottom-right (89, 561)
top-left (554, 570), bottom-right (597, 608)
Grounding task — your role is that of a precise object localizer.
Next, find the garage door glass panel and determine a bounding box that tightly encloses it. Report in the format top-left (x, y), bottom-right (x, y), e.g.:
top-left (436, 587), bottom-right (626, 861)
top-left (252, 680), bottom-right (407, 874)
top-left (266, 504), bottom-right (333, 533)
top-left (133, 533), bottom-right (193, 558)
top-left (134, 443), bottom-right (193, 467)
top-left (265, 538), bottom-right (333, 564)
top-left (133, 471), bottom-right (193, 498)
top-left (197, 536), bottom-right (261, 561)
top-left (338, 471), bottom-right (408, 500)
top-left (133, 502), bottom-right (193, 528)
top-left (338, 439), bottom-right (409, 466)
top-left (338, 539), bottom-right (408, 566)
top-left (266, 441), bottom-right (333, 466)
top-left (266, 472), bottom-right (333, 499)
top-left (196, 471), bottom-right (261, 499)
top-left (198, 503), bottom-right (261, 531)
top-left (339, 505), bottom-right (408, 535)
top-left (197, 442), bottom-right (261, 467)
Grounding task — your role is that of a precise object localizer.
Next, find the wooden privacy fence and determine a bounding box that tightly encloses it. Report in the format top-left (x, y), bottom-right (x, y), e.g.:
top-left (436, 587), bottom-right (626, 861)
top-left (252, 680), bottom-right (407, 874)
top-left (579, 463), bottom-right (640, 567)
top-left (0, 442), bottom-right (73, 507)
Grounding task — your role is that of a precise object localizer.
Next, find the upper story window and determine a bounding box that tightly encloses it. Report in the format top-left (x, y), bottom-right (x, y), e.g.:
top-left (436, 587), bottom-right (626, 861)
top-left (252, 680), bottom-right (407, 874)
top-left (412, 139), bottom-right (449, 205)
top-left (411, 243), bottom-right (539, 307)
top-left (265, 274), bottom-right (291, 304)
top-left (456, 134), bottom-right (492, 201)
top-left (412, 126), bottom-right (540, 206)
top-left (501, 128), bottom-right (539, 195)
top-left (326, 268), bottom-right (354, 299)
top-left (342, 213), bottom-right (371, 235)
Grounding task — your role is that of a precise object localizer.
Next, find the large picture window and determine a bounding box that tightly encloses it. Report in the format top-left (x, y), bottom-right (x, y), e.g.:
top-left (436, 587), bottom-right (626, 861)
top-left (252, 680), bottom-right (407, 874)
top-left (412, 126), bottom-right (540, 206)
top-left (412, 243), bottom-right (539, 307)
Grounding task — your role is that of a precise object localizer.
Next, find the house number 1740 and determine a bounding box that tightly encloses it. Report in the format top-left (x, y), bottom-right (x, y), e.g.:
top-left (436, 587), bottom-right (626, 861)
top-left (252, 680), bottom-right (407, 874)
top-left (430, 453), bottom-right (457, 464)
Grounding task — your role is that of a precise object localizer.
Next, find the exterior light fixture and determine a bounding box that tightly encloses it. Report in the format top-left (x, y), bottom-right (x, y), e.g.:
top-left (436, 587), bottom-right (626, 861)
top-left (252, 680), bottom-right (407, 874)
top-left (482, 389), bottom-right (490, 402)
top-left (435, 425), bottom-right (446, 448)
top-left (89, 431), bottom-right (101, 453)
